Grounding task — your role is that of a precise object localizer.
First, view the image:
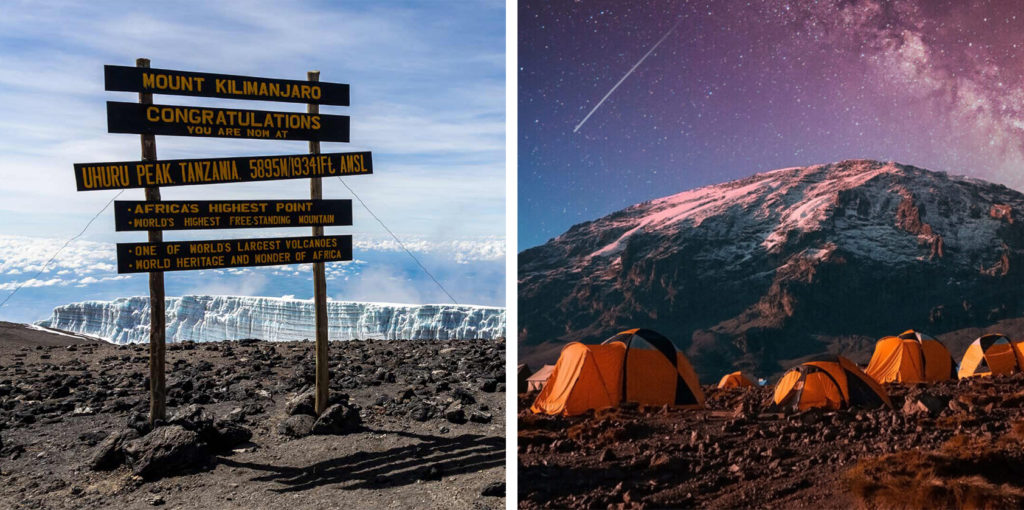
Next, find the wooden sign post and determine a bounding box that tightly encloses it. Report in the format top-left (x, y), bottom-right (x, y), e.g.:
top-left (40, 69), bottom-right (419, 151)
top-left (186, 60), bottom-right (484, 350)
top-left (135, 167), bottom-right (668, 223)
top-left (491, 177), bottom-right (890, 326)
top-left (308, 71), bottom-right (329, 416)
top-left (76, 60), bottom-right (368, 424)
top-left (137, 58), bottom-right (167, 424)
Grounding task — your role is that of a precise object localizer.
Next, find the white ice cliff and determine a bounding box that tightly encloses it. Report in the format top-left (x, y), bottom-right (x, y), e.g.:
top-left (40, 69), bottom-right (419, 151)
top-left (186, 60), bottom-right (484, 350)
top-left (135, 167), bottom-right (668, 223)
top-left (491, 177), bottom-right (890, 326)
top-left (37, 295), bottom-right (506, 344)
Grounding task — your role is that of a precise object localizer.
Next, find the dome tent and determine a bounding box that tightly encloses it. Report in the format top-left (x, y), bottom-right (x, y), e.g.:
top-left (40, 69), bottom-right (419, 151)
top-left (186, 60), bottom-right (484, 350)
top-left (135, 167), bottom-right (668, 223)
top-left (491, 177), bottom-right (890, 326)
top-left (958, 333), bottom-right (1024, 378)
top-left (717, 371), bottom-right (755, 388)
top-left (864, 330), bottom-right (956, 383)
top-left (531, 328), bottom-right (704, 416)
top-left (773, 355), bottom-right (892, 411)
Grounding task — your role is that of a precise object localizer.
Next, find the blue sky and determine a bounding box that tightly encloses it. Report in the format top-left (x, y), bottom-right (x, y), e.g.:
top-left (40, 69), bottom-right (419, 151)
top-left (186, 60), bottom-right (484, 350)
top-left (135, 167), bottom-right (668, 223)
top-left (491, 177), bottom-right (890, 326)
top-left (0, 1), bottom-right (505, 322)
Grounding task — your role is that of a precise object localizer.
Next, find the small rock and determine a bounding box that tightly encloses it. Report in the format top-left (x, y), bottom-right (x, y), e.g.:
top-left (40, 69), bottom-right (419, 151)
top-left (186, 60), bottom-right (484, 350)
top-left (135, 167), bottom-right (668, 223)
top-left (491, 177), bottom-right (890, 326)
top-left (903, 394), bottom-right (949, 417)
top-left (72, 405), bottom-right (95, 416)
top-left (409, 405), bottom-right (433, 422)
top-left (212, 421), bottom-right (252, 451)
top-left (277, 414), bottom-right (315, 438)
top-left (151, 495), bottom-right (165, 506)
top-left (311, 403), bottom-right (362, 435)
top-left (480, 379), bottom-right (498, 393)
top-left (481, 481), bottom-right (504, 497)
top-left (469, 411), bottom-right (492, 424)
top-left (452, 388), bottom-right (476, 405)
top-left (445, 407), bottom-right (467, 424)
top-left (89, 429), bottom-right (140, 471)
top-left (284, 390), bottom-right (316, 417)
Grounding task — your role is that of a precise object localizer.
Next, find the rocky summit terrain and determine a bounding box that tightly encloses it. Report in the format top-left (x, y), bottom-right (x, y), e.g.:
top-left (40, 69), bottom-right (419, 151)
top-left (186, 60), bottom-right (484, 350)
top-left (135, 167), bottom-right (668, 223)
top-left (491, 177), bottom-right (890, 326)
top-left (518, 375), bottom-right (1024, 509)
top-left (0, 321), bottom-right (505, 510)
top-left (519, 160), bottom-right (1024, 381)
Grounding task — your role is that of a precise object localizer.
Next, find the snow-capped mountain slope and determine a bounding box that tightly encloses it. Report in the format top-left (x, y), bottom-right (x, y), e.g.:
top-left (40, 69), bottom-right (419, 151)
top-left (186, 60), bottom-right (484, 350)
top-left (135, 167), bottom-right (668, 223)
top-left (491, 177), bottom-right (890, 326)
top-left (38, 296), bottom-right (506, 344)
top-left (519, 160), bottom-right (1024, 379)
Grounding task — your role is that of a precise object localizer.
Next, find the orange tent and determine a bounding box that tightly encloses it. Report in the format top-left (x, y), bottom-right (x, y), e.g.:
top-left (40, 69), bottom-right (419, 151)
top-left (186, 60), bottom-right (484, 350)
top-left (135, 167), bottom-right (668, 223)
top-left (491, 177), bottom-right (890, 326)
top-left (774, 355), bottom-right (892, 411)
top-left (958, 333), bottom-right (1024, 379)
top-left (531, 328), bottom-right (704, 416)
top-left (717, 371), bottom-right (754, 388)
top-left (526, 364), bottom-right (556, 392)
top-left (864, 330), bottom-right (956, 383)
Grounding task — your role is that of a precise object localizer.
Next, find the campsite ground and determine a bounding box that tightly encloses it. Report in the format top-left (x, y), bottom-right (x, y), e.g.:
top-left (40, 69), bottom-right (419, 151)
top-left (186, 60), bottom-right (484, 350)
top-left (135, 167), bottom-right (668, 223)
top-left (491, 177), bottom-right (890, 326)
top-left (518, 376), bottom-right (1024, 509)
top-left (0, 321), bottom-right (505, 510)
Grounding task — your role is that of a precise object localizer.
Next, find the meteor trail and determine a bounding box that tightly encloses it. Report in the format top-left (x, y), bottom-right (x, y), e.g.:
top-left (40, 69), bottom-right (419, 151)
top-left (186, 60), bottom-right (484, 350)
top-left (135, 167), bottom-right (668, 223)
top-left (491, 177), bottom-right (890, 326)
top-left (573, 20), bottom-right (681, 134)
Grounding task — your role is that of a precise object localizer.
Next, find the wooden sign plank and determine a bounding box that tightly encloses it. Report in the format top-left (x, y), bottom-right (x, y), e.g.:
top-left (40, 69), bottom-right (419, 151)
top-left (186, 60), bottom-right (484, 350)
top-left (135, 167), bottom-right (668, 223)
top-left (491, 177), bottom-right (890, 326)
top-left (74, 152), bottom-right (372, 191)
top-left (104, 65), bottom-right (350, 106)
top-left (116, 235), bottom-right (352, 273)
top-left (114, 199), bottom-right (353, 231)
top-left (107, 101), bottom-right (350, 142)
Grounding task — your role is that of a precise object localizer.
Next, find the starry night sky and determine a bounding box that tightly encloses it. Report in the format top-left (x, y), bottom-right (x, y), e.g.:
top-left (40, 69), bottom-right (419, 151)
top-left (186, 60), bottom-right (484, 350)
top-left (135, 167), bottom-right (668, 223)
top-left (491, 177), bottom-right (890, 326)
top-left (519, 0), bottom-right (1024, 248)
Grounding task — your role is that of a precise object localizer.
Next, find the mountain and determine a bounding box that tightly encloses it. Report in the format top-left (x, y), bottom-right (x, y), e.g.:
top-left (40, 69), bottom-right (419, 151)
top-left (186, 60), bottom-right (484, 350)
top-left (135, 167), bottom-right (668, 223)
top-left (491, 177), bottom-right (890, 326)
top-left (519, 160), bottom-right (1024, 381)
top-left (38, 295), bottom-right (506, 344)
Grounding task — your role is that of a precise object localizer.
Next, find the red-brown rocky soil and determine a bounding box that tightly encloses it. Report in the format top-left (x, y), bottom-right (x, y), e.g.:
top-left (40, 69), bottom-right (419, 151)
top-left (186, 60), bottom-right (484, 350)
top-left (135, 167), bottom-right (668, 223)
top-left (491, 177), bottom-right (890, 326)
top-left (518, 374), bottom-right (1024, 509)
top-left (0, 321), bottom-right (505, 509)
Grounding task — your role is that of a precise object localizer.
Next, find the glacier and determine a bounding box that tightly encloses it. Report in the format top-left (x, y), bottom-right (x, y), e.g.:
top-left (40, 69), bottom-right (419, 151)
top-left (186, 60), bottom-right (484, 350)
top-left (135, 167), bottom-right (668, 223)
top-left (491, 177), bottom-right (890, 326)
top-left (37, 295), bottom-right (506, 344)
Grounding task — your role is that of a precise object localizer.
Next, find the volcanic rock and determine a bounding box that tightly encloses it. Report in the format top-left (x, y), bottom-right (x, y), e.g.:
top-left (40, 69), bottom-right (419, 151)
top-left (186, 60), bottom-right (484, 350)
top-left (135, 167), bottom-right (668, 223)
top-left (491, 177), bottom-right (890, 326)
top-left (311, 403), bottom-right (362, 435)
top-left (285, 390), bottom-right (316, 417)
top-left (88, 428), bottom-right (139, 471)
top-left (124, 425), bottom-right (209, 479)
top-left (277, 414), bottom-right (315, 438)
top-left (445, 406), bottom-right (468, 424)
top-left (470, 411), bottom-right (493, 424)
top-left (481, 481), bottom-right (505, 497)
top-left (902, 394), bottom-right (950, 417)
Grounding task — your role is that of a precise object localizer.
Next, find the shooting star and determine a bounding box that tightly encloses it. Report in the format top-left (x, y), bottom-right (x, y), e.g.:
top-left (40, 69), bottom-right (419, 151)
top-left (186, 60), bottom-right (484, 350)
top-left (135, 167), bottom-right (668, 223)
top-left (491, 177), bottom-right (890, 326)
top-left (574, 20), bottom-right (682, 134)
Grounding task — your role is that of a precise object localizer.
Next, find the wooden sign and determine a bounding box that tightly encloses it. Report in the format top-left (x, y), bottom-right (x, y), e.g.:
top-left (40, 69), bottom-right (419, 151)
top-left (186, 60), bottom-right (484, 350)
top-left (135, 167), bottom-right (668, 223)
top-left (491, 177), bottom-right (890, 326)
top-left (116, 234), bottom-right (352, 273)
top-left (107, 101), bottom-right (350, 141)
top-left (74, 152), bottom-right (372, 191)
top-left (105, 65), bottom-right (350, 105)
top-left (114, 199), bottom-right (352, 231)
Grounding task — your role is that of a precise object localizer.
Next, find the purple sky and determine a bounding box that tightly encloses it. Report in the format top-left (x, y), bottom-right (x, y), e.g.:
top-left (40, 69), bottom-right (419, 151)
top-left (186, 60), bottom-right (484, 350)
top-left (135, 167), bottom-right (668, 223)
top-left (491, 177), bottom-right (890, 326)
top-left (519, 0), bottom-right (1024, 248)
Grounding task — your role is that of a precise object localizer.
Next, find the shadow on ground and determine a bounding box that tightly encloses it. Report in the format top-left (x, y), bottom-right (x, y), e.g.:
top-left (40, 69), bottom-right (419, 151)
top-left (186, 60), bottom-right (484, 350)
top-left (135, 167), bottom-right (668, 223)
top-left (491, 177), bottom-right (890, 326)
top-left (219, 429), bottom-right (504, 492)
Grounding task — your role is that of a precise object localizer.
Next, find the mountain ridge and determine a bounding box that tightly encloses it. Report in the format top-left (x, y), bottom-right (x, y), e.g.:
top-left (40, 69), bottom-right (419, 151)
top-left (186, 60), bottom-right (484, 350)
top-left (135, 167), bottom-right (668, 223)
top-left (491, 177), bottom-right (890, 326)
top-left (519, 159), bottom-right (1024, 381)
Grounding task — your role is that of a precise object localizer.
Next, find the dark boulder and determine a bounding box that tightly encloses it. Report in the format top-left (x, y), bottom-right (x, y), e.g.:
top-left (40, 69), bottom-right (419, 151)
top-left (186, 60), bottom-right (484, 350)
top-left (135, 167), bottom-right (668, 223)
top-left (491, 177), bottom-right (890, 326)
top-left (89, 429), bottom-right (140, 471)
top-left (277, 414), bottom-right (315, 438)
top-left (285, 390), bottom-right (316, 417)
top-left (168, 405), bottom-right (217, 443)
top-left (445, 406), bottom-right (467, 424)
top-left (124, 426), bottom-right (209, 479)
top-left (211, 420), bottom-right (252, 451)
top-left (480, 379), bottom-right (499, 393)
top-left (311, 403), bottom-right (362, 435)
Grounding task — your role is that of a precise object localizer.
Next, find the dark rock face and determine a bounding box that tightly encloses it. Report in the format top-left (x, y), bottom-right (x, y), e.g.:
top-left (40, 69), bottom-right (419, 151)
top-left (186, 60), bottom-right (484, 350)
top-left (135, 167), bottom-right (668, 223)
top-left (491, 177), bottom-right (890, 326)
top-left (519, 160), bottom-right (1024, 380)
top-left (124, 425), bottom-right (209, 479)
